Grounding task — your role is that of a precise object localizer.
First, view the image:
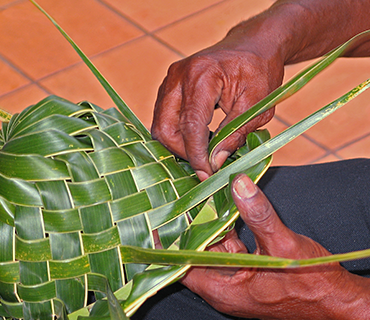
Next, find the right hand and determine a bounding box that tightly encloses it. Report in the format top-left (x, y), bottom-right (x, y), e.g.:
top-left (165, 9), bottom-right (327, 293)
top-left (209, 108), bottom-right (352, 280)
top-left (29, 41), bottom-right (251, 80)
top-left (181, 174), bottom-right (370, 319)
top-left (151, 41), bottom-right (284, 180)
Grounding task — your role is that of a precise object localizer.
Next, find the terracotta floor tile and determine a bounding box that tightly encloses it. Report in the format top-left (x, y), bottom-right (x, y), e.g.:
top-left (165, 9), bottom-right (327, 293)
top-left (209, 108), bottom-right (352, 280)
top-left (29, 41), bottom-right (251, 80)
top-left (208, 110), bottom-right (328, 166)
top-left (312, 154), bottom-right (343, 164)
top-left (0, 0), bottom-right (142, 80)
top-left (0, 59), bottom-right (30, 95)
top-left (336, 135), bottom-right (370, 159)
top-left (209, 108), bottom-right (228, 132)
top-left (102, 0), bottom-right (224, 31)
top-left (154, 0), bottom-right (273, 56)
top-left (262, 118), bottom-right (327, 166)
top-left (35, 0), bottom-right (143, 53)
top-left (40, 36), bottom-right (181, 129)
top-left (0, 84), bottom-right (47, 115)
top-left (38, 63), bottom-right (116, 110)
top-left (276, 58), bottom-right (370, 150)
top-left (92, 37), bottom-right (182, 128)
top-left (0, 0), bottom-right (17, 6)
top-left (1, 0), bottom-right (368, 168)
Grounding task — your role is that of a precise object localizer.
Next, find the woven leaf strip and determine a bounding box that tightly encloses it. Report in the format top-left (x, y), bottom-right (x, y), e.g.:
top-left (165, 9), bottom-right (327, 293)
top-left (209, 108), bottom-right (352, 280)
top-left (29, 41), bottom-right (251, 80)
top-left (0, 97), bottom-right (203, 319)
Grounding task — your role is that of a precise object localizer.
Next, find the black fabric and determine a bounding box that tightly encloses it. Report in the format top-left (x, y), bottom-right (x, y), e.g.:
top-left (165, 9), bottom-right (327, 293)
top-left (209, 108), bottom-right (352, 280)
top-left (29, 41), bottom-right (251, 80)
top-left (133, 159), bottom-right (370, 320)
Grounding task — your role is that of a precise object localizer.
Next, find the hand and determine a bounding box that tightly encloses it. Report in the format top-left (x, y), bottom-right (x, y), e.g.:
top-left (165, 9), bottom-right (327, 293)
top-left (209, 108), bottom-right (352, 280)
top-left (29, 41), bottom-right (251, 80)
top-left (151, 0), bottom-right (370, 182)
top-left (181, 174), bottom-right (370, 319)
top-left (151, 41), bottom-right (284, 181)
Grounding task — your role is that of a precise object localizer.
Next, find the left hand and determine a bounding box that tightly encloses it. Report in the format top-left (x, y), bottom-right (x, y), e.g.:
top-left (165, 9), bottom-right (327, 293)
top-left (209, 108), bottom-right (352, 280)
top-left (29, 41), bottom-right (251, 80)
top-left (181, 174), bottom-right (370, 319)
top-left (151, 41), bottom-right (284, 181)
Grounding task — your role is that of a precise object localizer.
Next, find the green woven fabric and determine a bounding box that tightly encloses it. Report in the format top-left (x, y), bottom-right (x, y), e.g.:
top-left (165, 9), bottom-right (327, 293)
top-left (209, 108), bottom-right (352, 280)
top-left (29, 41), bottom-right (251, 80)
top-left (0, 96), bottom-right (203, 319)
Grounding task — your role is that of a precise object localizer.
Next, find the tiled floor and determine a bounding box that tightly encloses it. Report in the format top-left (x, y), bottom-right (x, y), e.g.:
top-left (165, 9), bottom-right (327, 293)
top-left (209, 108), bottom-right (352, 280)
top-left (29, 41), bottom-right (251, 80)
top-left (1, 0), bottom-right (370, 167)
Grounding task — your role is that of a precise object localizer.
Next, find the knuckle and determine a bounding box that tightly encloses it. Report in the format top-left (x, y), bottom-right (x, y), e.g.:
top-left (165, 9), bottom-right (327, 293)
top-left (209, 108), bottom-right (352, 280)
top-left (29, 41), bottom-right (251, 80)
top-left (232, 129), bottom-right (250, 147)
top-left (151, 116), bottom-right (172, 140)
top-left (168, 55), bottom-right (215, 77)
top-left (183, 54), bottom-right (223, 81)
top-left (150, 124), bottom-right (162, 141)
top-left (246, 109), bottom-right (275, 131)
top-left (219, 129), bottom-right (248, 151)
top-left (248, 200), bottom-right (272, 224)
top-left (167, 59), bottom-right (183, 74)
top-left (166, 60), bottom-right (183, 79)
top-left (179, 110), bottom-right (208, 135)
top-left (179, 114), bottom-right (199, 133)
top-left (151, 122), bottom-right (179, 150)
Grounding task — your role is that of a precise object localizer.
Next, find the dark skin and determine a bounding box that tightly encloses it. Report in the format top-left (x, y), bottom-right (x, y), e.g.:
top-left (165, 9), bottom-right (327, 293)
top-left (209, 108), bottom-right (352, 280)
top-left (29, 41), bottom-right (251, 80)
top-left (182, 174), bottom-right (370, 319)
top-left (151, 0), bottom-right (370, 318)
top-left (152, 0), bottom-right (370, 180)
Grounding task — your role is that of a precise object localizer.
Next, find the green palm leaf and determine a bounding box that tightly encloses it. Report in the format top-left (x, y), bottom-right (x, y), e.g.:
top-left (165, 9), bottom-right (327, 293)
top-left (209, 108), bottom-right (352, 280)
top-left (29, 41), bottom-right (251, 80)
top-left (29, 0), bottom-right (151, 141)
top-left (0, 1), bottom-right (369, 319)
top-left (120, 246), bottom-right (370, 269)
top-left (0, 108), bottom-right (12, 123)
top-left (208, 29), bottom-right (370, 156)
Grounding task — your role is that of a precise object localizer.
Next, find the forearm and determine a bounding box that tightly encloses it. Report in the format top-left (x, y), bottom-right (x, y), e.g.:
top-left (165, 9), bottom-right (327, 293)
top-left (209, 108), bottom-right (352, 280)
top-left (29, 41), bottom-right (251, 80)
top-left (222, 0), bottom-right (370, 66)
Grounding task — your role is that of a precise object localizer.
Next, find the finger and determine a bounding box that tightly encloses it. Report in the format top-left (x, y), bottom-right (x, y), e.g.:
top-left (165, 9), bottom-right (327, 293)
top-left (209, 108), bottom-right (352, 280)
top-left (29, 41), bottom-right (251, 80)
top-left (179, 69), bottom-right (224, 179)
top-left (181, 228), bottom-right (252, 310)
top-left (179, 104), bottom-right (213, 179)
top-left (211, 109), bottom-right (275, 171)
top-left (220, 229), bottom-right (249, 254)
top-left (180, 266), bottom-right (213, 298)
top-left (210, 91), bottom-right (275, 172)
top-left (231, 174), bottom-right (295, 256)
top-left (151, 75), bottom-right (188, 160)
top-left (182, 230), bottom-right (248, 290)
top-left (207, 229), bottom-right (249, 254)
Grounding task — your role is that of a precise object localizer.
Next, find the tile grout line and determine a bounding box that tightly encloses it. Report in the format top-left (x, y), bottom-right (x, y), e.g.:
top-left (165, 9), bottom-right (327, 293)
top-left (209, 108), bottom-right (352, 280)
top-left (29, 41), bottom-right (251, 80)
top-left (273, 114), bottom-right (370, 161)
top-left (1, 0), bottom-right (183, 102)
top-left (0, 0), bottom-right (27, 10)
top-left (273, 114), bottom-right (332, 152)
top-left (1, 32), bottom-right (165, 102)
top-left (1, 0), bottom-right (236, 101)
top-left (334, 131), bottom-right (370, 153)
top-left (0, 54), bottom-right (38, 85)
top-left (97, 0), bottom-right (230, 58)
top-left (310, 152), bottom-right (343, 164)
top-left (0, 55), bottom-right (51, 100)
top-left (150, 0), bottom-right (230, 33)
top-left (0, 0), bottom-right (366, 164)
top-left (96, 0), bottom-right (186, 57)
top-left (2, 0), bottom-right (367, 161)
top-left (92, 0), bottom-right (363, 162)
top-left (30, 34), bottom-right (149, 83)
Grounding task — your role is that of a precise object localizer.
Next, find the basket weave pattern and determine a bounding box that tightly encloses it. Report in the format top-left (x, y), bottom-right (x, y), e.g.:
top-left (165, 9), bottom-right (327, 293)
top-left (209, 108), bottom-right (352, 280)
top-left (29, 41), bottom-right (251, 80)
top-left (0, 96), bottom-right (201, 319)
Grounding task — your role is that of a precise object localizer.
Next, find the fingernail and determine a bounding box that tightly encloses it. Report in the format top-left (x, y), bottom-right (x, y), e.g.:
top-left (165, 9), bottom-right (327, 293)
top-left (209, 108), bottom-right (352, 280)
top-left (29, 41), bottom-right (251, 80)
top-left (211, 150), bottom-right (230, 172)
top-left (233, 175), bottom-right (257, 199)
top-left (195, 170), bottom-right (210, 181)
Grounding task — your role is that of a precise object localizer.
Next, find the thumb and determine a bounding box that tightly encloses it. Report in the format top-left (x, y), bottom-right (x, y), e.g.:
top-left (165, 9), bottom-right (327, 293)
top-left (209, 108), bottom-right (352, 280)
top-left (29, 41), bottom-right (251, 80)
top-left (231, 173), bottom-right (294, 255)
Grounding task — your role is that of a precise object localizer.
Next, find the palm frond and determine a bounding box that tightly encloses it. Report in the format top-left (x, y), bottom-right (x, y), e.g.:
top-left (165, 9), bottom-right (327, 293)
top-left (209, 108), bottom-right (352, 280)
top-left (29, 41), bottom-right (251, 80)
top-left (0, 2), bottom-right (369, 319)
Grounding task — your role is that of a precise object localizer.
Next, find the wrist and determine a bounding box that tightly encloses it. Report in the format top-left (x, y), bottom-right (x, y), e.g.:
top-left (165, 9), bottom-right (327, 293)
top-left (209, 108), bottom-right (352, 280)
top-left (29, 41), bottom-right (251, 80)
top-left (223, 0), bottom-right (370, 66)
top-left (220, 2), bottom-right (313, 66)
